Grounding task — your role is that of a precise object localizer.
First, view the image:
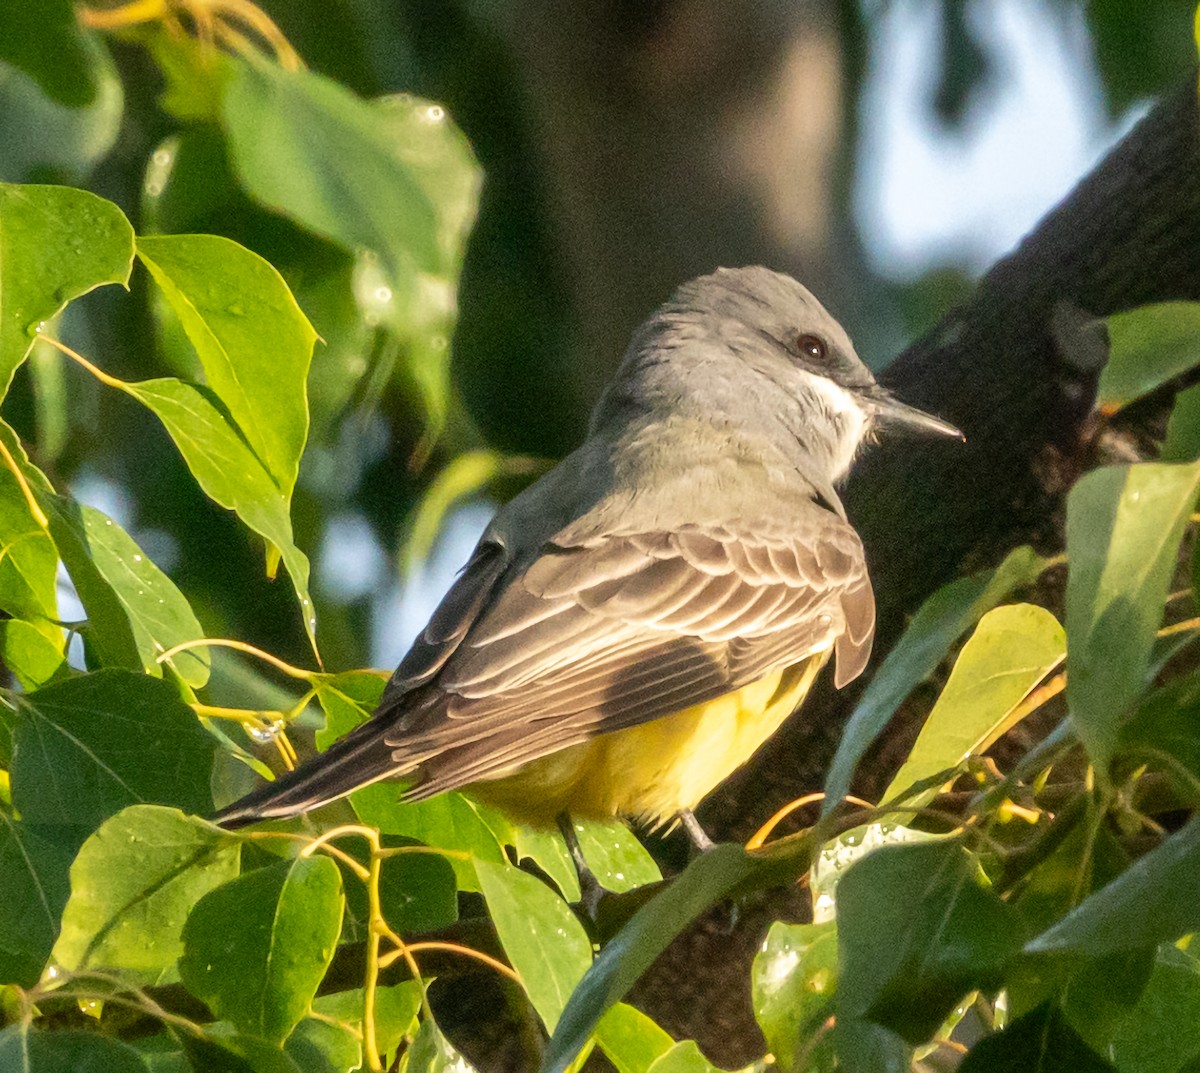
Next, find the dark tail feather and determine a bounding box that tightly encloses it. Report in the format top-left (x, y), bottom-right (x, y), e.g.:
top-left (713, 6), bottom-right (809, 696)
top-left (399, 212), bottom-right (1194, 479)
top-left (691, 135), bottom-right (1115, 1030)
top-left (212, 716), bottom-right (414, 830)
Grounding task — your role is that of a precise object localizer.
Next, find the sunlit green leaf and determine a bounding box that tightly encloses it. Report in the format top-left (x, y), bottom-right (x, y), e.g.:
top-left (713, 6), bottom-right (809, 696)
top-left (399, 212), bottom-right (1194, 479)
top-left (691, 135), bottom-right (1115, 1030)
top-left (594, 1003), bottom-right (675, 1073)
top-left (645, 1041), bottom-right (720, 1073)
top-left (52, 806), bottom-right (241, 983)
top-left (285, 1016), bottom-right (361, 1073)
top-left (180, 855), bottom-right (343, 1043)
top-left (38, 492), bottom-right (209, 686)
top-left (116, 375), bottom-right (317, 654)
top-left (352, 785), bottom-right (505, 892)
top-left (476, 858), bottom-right (592, 1032)
top-left (401, 1016), bottom-right (477, 1072)
top-left (0, 812), bottom-right (72, 986)
top-left (1066, 462), bottom-right (1200, 773)
top-left (883, 604), bottom-right (1065, 807)
top-left (508, 822), bottom-right (582, 904)
top-left (314, 671), bottom-right (386, 750)
top-left (312, 982), bottom-right (423, 1062)
top-left (1096, 302), bottom-right (1200, 413)
top-left (1026, 813), bottom-right (1200, 959)
top-left (11, 671), bottom-right (216, 831)
top-left (958, 1003), bottom-right (1115, 1072)
top-left (573, 817), bottom-right (662, 894)
top-left (837, 840), bottom-right (1023, 1043)
top-left (0, 619), bottom-right (66, 690)
top-left (752, 920), bottom-right (838, 1072)
top-left (823, 546), bottom-right (1051, 817)
top-left (0, 183), bottom-right (133, 395)
top-left (0, 1023), bottom-right (150, 1073)
top-left (136, 233), bottom-right (315, 499)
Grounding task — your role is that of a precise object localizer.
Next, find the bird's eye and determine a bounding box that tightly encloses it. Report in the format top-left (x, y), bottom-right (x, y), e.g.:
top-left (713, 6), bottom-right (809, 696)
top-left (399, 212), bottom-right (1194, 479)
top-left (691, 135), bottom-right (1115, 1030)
top-left (796, 333), bottom-right (827, 362)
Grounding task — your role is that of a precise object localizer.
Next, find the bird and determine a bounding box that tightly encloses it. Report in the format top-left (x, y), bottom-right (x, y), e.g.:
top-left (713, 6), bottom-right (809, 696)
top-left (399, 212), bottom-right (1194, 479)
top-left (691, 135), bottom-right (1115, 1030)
top-left (214, 266), bottom-right (961, 843)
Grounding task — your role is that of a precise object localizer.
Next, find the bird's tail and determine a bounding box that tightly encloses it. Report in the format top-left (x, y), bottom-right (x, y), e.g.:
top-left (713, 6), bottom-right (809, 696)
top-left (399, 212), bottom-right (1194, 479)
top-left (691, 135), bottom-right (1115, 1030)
top-left (212, 715), bottom-right (413, 830)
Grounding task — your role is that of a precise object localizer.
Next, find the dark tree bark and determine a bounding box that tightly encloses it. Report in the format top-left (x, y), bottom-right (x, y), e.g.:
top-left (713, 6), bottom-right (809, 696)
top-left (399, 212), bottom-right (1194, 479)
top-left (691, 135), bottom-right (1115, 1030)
top-left (628, 78), bottom-right (1200, 1065)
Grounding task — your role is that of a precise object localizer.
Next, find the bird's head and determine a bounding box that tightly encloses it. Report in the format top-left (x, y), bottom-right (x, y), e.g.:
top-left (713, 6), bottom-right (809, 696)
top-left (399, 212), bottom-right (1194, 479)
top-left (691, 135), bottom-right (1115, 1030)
top-left (598, 266), bottom-right (961, 485)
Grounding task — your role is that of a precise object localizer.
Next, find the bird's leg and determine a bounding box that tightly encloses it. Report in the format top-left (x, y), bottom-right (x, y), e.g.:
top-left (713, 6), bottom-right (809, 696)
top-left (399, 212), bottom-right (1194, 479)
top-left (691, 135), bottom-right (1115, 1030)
top-left (678, 809), bottom-right (716, 854)
top-left (557, 812), bottom-right (604, 918)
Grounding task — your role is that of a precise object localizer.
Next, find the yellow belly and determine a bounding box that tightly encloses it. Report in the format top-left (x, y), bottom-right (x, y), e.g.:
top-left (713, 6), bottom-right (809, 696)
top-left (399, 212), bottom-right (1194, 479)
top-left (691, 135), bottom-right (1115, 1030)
top-left (468, 653), bottom-right (827, 827)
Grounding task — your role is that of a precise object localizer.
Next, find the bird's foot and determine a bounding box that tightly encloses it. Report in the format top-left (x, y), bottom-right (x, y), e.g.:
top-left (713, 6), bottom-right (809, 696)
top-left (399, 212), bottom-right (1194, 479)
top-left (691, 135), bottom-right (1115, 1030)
top-left (557, 813), bottom-right (604, 920)
top-left (678, 809), bottom-right (716, 856)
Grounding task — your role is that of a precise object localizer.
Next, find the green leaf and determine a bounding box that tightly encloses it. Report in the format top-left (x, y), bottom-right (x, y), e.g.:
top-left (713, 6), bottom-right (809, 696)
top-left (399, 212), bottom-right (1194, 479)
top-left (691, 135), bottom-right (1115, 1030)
top-left (180, 855), bottom-right (344, 1044)
top-left (117, 376), bottom-right (317, 654)
top-left (833, 1018), bottom-right (910, 1073)
top-left (1109, 945), bottom-right (1200, 1073)
top-left (645, 1041), bottom-right (720, 1073)
top-left (402, 450), bottom-right (506, 571)
top-left (220, 59), bottom-right (439, 281)
top-left (184, 1028), bottom-right (303, 1073)
top-left (1119, 670), bottom-right (1200, 800)
top-left (285, 1017), bottom-right (361, 1073)
top-left (0, 1024), bottom-right (150, 1073)
top-left (0, 439), bottom-right (59, 645)
top-left (837, 840), bottom-right (1023, 1043)
top-left (0, 183), bottom-right (134, 395)
top-left (0, 812), bottom-right (72, 986)
top-left (509, 822), bottom-right (582, 904)
top-left (135, 233), bottom-right (315, 499)
top-left (958, 1004), bottom-right (1115, 1072)
top-left (1026, 813), bottom-right (1200, 959)
top-left (352, 785), bottom-right (505, 892)
top-left (0, 0), bottom-right (99, 107)
top-left (883, 604), bottom-right (1065, 807)
top-left (11, 670), bottom-right (217, 830)
top-left (475, 858), bottom-right (592, 1033)
top-left (0, 619), bottom-right (67, 690)
top-left (313, 671), bottom-right (385, 751)
top-left (338, 836), bottom-right (458, 939)
top-left (1065, 462), bottom-right (1200, 773)
top-left (574, 818), bottom-right (662, 894)
top-left (751, 920), bottom-right (838, 1072)
top-left (823, 546), bottom-right (1051, 817)
top-left (1097, 303), bottom-right (1200, 414)
top-left (543, 843), bottom-right (805, 1073)
top-left (1163, 383), bottom-right (1200, 461)
top-left (594, 1003), bottom-right (675, 1073)
top-left (38, 492), bottom-right (209, 686)
top-left (52, 806), bottom-right (241, 983)
top-left (0, 36), bottom-right (122, 188)
top-left (401, 1016), bottom-right (478, 1072)
top-left (312, 982), bottom-right (423, 1061)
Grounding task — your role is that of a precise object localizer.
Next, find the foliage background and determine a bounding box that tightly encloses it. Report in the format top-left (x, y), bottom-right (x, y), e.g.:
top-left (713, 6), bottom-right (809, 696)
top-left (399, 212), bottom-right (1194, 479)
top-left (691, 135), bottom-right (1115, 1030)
top-left (2, 2), bottom-right (1200, 1072)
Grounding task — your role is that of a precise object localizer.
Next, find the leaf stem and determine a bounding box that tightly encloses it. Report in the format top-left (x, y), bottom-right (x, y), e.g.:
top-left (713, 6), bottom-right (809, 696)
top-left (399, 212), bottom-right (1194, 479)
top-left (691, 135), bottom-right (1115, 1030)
top-left (0, 434), bottom-right (48, 531)
top-left (158, 636), bottom-right (317, 680)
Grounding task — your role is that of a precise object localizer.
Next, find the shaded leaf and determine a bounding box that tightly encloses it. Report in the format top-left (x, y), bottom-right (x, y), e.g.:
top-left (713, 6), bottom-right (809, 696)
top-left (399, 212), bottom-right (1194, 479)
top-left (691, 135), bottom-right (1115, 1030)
top-left (0, 0), bottom-right (99, 106)
top-left (1119, 669), bottom-right (1200, 801)
top-left (1026, 813), bottom-right (1200, 959)
top-left (883, 604), bottom-right (1065, 807)
top-left (837, 840), bottom-right (1023, 1043)
top-left (117, 376), bottom-right (317, 654)
top-left (401, 1016), bottom-right (477, 1072)
top-left (1066, 462), bottom-right (1200, 773)
top-left (833, 1018), bottom-right (910, 1073)
top-left (823, 546), bottom-right (1050, 816)
top-left (0, 812), bottom-right (72, 986)
top-left (476, 858), bottom-right (592, 1032)
top-left (1097, 302), bottom-right (1200, 414)
top-left (135, 233), bottom-right (315, 499)
top-left (180, 855), bottom-right (343, 1044)
top-left (285, 1017), bottom-right (361, 1073)
top-left (338, 836), bottom-right (458, 939)
top-left (1163, 382), bottom-right (1200, 461)
top-left (38, 492), bottom-right (209, 686)
top-left (11, 670), bottom-right (216, 831)
top-left (0, 183), bottom-right (133, 395)
top-left (752, 920), bottom-right (838, 1073)
top-left (52, 806), bottom-right (241, 983)
top-left (0, 1023), bottom-right (150, 1073)
top-left (1109, 945), bottom-right (1200, 1073)
top-left (221, 59), bottom-right (438, 281)
top-left (184, 1028), bottom-right (303, 1073)
top-left (958, 1003), bottom-right (1115, 1072)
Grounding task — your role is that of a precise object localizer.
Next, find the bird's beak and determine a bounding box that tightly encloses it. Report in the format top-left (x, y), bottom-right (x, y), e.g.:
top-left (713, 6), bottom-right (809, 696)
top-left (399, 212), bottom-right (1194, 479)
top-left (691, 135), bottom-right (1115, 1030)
top-left (861, 386), bottom-right (964, 440)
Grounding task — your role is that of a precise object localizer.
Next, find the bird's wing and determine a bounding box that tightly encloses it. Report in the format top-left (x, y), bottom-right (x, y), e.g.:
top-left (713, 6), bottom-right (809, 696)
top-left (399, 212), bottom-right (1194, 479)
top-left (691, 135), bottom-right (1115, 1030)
top-left (387, 512), bottom-right (873, 796)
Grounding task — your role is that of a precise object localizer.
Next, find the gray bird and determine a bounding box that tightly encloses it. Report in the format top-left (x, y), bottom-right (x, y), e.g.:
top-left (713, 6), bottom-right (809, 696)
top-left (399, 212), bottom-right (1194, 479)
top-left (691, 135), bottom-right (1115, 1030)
top-left (215, 266), bottom-right (960, 838)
